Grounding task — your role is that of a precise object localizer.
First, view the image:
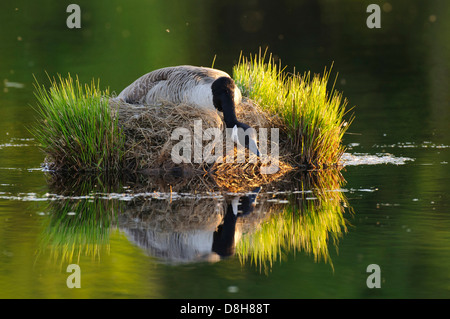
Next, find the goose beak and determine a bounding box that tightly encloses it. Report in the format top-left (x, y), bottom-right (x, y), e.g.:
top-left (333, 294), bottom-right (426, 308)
top-left (248, 138), bottom-right (261, 157)
top-left (231, 125), bottom-right (261, 157)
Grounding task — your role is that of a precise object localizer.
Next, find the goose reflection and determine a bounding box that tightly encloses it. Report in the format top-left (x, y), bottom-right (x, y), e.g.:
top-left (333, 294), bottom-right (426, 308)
top-left (119, 187), bottom-right (261, 264)
top-left (212, 187), bottom-right (260, 258)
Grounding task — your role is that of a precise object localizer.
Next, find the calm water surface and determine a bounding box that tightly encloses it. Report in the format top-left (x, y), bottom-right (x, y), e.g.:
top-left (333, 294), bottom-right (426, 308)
top-left (1, 0), bottom-right (449, 298)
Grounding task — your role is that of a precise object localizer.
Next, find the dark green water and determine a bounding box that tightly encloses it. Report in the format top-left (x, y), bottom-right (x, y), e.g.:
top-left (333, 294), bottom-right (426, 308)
top-left (1, 0), bottom-right (449, 299)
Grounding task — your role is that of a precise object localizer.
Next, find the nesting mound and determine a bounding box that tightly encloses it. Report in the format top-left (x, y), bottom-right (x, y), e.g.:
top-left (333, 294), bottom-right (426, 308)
top-left (111, 97), bottom-right (293, 191)
top-left (111, 98), bottom-right (222, 171)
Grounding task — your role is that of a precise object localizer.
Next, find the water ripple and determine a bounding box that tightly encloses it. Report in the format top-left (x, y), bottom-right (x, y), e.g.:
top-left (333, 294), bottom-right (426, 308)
top-left (341, 152), bottom-right (414, 166)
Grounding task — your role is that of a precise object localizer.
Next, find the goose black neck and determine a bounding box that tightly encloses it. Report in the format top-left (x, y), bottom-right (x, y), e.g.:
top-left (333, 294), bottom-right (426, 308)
top-left (220, 95), bottom-right (240, 128)
top-left (211, 77), bottom-right (241, 128)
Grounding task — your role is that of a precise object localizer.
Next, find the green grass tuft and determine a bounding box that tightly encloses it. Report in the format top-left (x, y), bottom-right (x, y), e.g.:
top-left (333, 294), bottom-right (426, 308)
top-left (31, 74), bottom-right (125, 171)
top-left (233, 49), bottom-right (354, 168)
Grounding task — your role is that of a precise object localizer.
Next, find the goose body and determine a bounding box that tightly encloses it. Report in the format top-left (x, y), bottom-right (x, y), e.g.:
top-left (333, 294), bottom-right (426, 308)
top-left (118, 65), bottom-right (259, 156)
top-left (118, 65), bottom-right (242, 109)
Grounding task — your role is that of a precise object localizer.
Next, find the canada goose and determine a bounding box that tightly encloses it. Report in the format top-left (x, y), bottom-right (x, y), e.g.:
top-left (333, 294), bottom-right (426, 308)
top-left (212, 187), bottom-right (260, 257)
top-left (118, 65), bottom-right (260, 156)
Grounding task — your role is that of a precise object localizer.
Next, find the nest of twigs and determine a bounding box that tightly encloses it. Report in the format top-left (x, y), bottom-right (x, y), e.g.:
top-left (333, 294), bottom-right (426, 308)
top-left (119, 196), bottom-right (225, 232)
top-left (111, 98), bottom-right (222, 171)
top-left (211, 149), bottom-right (293, 192)
top-left (111, 97), bottom-right (293, 191)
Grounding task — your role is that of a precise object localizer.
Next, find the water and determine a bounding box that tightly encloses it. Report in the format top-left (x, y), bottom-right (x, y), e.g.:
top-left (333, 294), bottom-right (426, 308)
top-left (1, 0), bottom-right (450, 299)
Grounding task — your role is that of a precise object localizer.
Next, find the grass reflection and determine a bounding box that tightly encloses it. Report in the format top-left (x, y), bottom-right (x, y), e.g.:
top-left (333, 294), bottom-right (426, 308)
top-left (236, 170), bottom-right (350, 272)
top-left (37, 173), bottom-right (124, 266)
top-left (38, 198), bottom-right (117, 265)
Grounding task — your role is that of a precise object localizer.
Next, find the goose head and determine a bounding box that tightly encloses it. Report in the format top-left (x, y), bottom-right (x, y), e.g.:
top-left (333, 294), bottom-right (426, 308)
top-left (211, 77), bottom-right (260, 157)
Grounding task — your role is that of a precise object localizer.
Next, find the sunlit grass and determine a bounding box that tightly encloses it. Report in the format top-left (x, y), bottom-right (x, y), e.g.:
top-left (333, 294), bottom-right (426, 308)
top-left (233, 49), bottom-right (354, 168)
top-left (31, 74), bottom-right (125, 171)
